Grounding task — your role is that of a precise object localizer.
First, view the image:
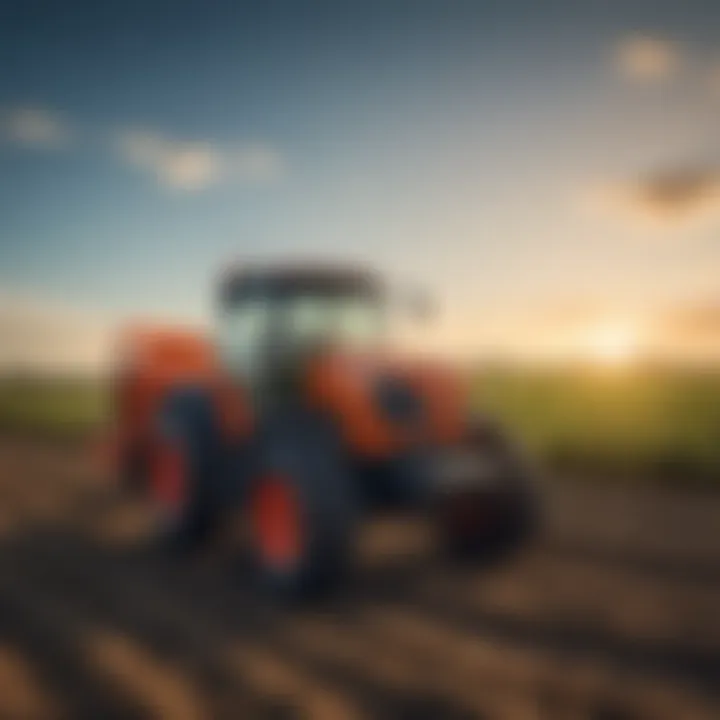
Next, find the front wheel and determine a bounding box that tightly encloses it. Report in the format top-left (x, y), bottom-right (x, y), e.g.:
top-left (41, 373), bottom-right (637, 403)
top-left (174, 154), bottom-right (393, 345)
top-left (435, 419), bottom-right (540, 563)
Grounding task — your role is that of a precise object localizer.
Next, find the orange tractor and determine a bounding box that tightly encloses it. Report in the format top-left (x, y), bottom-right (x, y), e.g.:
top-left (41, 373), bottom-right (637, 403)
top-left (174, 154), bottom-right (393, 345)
top-left (112, 263), bottom-right (538, 598)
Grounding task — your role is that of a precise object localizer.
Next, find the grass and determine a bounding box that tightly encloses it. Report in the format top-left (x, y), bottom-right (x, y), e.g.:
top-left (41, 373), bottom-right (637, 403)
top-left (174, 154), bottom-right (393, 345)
top-left (0, 376), bottom-right (107, 438)
top-left (477, 364), bottom-right (720, 484)
top-left (1, 365), bottom-right (719, 483)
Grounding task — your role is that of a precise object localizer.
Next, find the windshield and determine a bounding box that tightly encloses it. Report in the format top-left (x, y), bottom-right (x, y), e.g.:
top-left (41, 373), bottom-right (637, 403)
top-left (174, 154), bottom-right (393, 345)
top-left (216, 289), bottom-right (384, 383)
top-left (282, 292), bottom-right (384, 349)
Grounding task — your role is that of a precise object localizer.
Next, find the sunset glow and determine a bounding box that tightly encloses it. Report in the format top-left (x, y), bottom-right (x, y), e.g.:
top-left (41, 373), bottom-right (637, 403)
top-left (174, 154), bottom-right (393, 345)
top-left (584, 323), bottom-right (640, 366)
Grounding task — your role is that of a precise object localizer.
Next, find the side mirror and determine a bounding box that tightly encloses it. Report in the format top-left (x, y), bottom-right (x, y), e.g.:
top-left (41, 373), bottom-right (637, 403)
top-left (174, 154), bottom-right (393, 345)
top-left (406, 287), bottom-right (436, 324)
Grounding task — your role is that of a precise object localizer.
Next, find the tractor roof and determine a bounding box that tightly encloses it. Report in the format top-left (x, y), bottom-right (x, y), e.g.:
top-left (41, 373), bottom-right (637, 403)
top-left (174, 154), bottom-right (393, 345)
top-left (218, 261), bottom-right (383, 302)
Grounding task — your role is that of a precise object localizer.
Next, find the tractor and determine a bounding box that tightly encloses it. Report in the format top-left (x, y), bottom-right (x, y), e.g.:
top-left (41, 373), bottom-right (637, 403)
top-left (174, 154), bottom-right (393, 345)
top-left (112, 262), bottom-right (539, 598)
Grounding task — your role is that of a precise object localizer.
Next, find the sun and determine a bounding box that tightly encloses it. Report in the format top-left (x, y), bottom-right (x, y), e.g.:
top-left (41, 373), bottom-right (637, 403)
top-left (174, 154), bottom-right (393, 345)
top-left (585, 323), bottom-right (639, 366)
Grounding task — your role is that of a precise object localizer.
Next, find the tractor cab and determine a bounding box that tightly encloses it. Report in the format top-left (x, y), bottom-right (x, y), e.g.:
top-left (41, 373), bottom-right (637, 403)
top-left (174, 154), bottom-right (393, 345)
top-left (216, 264), bottom-right (388, 403)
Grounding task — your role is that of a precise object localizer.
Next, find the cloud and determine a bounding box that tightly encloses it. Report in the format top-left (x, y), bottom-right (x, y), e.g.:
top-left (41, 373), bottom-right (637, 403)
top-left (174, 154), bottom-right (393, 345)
top-left (0, 107), bottom-right (70, 149)
top-left (116, 130), bottom-right (285, 191)
top-left (226, 144), bottom-right (286, 184)
top-left (589, 166), bottom-right (720, 230)
top-left (117, 132), bottom-right (221, 190)
top-left (0, 108), bottom-right (285, 192)
top-left (616, 35), bottom-right (679, 82)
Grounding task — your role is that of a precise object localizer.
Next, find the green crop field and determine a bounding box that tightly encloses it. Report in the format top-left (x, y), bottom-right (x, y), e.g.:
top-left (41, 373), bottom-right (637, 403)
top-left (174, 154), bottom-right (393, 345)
top-left (1, 366), bottom-right (719, 484)
top-left (476, 364), bottom-right (720, 484)
top-left (0, 376), bottom-right (107, 438)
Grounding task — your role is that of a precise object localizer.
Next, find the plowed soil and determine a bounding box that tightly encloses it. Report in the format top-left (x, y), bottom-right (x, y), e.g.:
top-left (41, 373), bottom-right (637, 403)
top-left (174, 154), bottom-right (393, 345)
top-left (0, 437), bottom-right (718, 719)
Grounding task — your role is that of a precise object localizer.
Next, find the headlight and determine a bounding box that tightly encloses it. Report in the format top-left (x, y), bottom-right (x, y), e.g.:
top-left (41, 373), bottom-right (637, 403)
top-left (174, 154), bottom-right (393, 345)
top-left (374, 376), bottom-right (424, 426)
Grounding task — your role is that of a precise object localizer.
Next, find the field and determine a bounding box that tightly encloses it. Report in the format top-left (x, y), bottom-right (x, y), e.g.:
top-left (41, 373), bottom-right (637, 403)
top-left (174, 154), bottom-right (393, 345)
top-left (477, 365), bottom-right (720, 484)
top-left (3, 365), bottom-right (720, 483)
top-left (0, 437), bottom-right (718, 718)
top-left (1, 370), bottom-right (720, 718)
top-left (0, 377), bottom-right (105, 438)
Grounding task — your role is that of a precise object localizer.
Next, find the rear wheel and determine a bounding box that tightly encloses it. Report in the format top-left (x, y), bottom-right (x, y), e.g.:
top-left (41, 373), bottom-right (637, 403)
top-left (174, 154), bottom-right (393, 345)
top-left (149, 388), bottom-right (225, 553)
top-left (249, 409), bottom-right (357, 601)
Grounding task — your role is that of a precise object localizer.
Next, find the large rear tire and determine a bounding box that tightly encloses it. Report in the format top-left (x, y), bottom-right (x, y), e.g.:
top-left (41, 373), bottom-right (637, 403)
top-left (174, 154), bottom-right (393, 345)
top-left (150, 387), bottom-right (227, 553)
top-left (249, 408), bottom-right (357, 601)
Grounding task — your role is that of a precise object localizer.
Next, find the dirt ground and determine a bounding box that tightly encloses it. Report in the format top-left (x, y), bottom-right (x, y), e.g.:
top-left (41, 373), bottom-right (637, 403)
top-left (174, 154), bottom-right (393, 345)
top-left (0, 438), bottom-right (718, 719)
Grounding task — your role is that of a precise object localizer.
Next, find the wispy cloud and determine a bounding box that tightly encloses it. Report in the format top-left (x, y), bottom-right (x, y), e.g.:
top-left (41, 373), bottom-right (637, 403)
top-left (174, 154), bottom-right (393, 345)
top-left (615, 35), bottom-right (680, 82)
top-left (0, 106), bottom-right (285, 192)
top-left (117, 132), bottom-right (222, 191)
top-left (0, 106), bottom-right (70, 149)
top-left (116, 130), bottom-right (285, 191)
top-left (588, 166), bottom-right (720, 231)
top-left (614, 33), bottom-right (720, 103)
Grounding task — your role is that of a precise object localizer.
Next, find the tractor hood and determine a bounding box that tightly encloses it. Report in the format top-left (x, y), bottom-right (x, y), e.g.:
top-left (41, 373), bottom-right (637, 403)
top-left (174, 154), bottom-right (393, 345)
top-left (305, 350), bottom-right (469, 457)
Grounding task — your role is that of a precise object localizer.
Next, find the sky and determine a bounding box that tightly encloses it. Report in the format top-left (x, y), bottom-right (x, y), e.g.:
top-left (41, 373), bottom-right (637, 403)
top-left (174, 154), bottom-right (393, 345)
top-left (1, 0), bottom-right (720, 369)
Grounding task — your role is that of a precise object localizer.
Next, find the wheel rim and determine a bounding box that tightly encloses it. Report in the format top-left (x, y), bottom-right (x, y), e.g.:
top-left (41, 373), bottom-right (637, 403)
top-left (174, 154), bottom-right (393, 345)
top-left (152, 441), bottom-right (187, 519)
top-left (251, 475), bottom-right (302, 570)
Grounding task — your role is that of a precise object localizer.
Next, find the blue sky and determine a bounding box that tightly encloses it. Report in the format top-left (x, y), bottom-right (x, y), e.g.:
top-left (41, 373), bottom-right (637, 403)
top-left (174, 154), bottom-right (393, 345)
top-left (1, 0), bottom-right (720, 365)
